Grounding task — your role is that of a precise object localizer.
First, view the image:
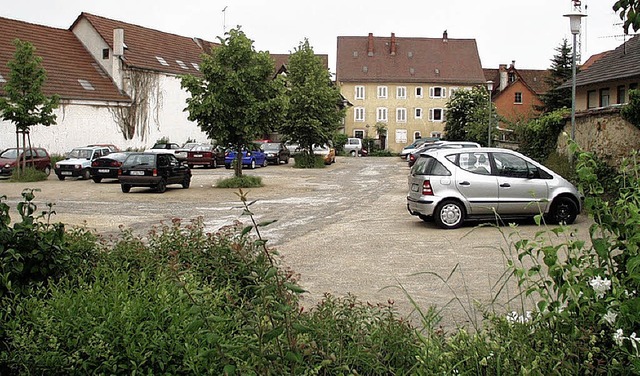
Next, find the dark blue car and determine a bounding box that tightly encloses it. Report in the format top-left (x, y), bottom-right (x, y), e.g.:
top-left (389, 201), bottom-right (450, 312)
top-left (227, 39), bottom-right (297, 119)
top-left (224, 146), bottom-right (267, 169)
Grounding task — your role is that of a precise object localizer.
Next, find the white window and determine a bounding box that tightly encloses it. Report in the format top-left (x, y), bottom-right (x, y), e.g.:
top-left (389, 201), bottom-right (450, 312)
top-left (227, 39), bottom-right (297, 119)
top-left (415, 108), bottom-right (423, 119)
top-left (396, 129), bottom-right (408, 143)
top-left (354, 107), bottom-right (365, 122)
top-left (431, 131), bottom-right (442, 139)
top-left (355, 86), bottom-right (365, 100)
top-left (429, 108), bottom-right (445, 122)
top-left (376, 107), bottom-right (388, 122)
top-left (396, 108), bottom-right (407, 123)
top-left (396, 86), bottom-right (407, 99)
top-left (429, 86), bottom-right (447, 99)
top-left (377, 86), bottom-right (388, 98)
top-left (415, 87), bottom-right (423, 98)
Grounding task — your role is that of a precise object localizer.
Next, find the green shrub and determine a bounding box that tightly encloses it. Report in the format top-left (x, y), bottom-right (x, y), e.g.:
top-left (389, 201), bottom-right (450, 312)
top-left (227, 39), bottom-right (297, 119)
top-left (515, 109), bottom-right (569, 162)
top-left (621, 89), bottom-right (640, 128)
top-left (8, 166), bottom-right (49, 182)
top-left (332, 133), bottom-right (348, 154)
top-left (368, 150), bottom-right (396, 157)
top-left (294, 152), bottom-right (326, 168)
top-left (216, 175), bottom-right (263, 188)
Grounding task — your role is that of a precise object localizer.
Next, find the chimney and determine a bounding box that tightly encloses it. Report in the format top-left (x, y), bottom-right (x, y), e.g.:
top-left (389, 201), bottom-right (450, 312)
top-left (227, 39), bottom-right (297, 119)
top-left (113, 28), bottom-right (124, 56)
top-left (390, 33), bottom-right (396, 55)
top-left (499, 64), bottom-right (508, 91)
top-left (510, 60), bottom-right (516, 69)
top-left (367, 33), bottom-right (374, 56)
top-left (112, 28), bottom-right (125, 92)
top-left (443, 30), bottom-right (448, 42)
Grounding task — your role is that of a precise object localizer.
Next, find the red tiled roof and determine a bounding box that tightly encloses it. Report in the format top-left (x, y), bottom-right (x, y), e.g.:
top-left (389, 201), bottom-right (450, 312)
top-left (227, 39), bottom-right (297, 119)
top-left (75, 12), bottom-right (218, 76)
top-left (0, 16), bottom-right (129, 102)
top-left (483, 67), bottom-right (551, 95)
top-left (336, 34), bottom-right (485, 84)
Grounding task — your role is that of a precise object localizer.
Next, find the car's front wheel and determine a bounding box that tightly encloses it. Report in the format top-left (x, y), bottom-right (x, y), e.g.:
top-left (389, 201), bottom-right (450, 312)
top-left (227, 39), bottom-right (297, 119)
top-left (44, 166), bottom-right (51, 176)
top-left (82, 169), bottom-right (91, 180)
top-left (121, 184), bottom-right (131, 193)
top-left (434, 200), bottom-right (465, 229)
top-left (250, 160), bottom-right (256, 169)
top-left (350, 150), bottom-right (357, 157)
top-left (546, 197), bottom-right (578, 225)
top-left (155, 179), bottom-right (167, 193)
top-left (182, 176), bottom-right (191, 189)
top-left (57, 174), bottom-right (65, 181)
top-left (262, 158), bottom-right (268, 167)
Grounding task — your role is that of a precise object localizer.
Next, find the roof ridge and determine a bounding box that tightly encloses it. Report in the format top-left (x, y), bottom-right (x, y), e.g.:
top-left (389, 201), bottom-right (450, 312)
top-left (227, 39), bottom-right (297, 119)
top-left (0, 15), bottom-right (69, 32)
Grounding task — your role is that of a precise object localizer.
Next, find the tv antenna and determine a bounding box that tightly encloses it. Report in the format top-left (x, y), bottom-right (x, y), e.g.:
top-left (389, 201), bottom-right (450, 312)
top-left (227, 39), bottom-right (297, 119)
top-left (222, 6), bottom-right (228, 34)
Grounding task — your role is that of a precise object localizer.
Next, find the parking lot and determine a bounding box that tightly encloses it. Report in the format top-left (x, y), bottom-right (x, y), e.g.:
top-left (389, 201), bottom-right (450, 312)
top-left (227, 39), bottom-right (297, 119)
top-left (0, 156), bottom-right (593, 327)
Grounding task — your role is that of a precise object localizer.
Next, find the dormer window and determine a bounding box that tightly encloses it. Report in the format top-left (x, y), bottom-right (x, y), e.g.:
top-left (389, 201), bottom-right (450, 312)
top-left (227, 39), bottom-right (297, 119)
top-left (102, 48), bottom-right (109, 59)
top-left (508, 72), bottom-right (516, 82)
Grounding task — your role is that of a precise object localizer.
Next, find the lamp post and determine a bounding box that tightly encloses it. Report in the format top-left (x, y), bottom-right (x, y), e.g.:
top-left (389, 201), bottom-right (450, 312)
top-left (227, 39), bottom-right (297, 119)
top-left (564, 10), bottom-right (586, 154)
top-left (486, 80), bottom-right (494, 147)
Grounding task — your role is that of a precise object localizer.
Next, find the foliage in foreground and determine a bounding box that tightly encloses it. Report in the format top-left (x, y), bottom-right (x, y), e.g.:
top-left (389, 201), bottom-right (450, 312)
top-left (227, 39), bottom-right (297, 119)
top-left (216, 175), bottom-right (263, 188)
top-left (8, 167), bottom-right (49, 182)
top-left (2, 146), bottom-right (640, 373)
top-left (293, 152), bottom-right (326, 168)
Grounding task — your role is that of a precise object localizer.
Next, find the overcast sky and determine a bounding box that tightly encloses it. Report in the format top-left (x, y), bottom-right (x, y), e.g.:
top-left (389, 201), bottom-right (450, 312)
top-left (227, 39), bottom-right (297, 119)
top-left (2, 0), bottom-right (634, 73)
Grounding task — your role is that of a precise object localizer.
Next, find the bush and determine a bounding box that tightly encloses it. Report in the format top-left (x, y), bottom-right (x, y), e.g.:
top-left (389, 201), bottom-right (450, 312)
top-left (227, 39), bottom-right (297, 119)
top-left (621, 89), bottom-right (640, 128)
top-left (294, 152), bottom-right (326, 168)
top-left (216, 175), bottom-right (263, 188)
top-left (515, 109), bottom-right (569, 162)
top-left (8, 166), bottom-right (49, 182)
top-left (332, 133), bottom-right (348, 154)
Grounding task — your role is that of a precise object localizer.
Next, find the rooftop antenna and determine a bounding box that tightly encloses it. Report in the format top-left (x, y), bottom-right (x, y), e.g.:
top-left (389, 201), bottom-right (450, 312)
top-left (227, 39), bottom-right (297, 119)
top-left (222, 6), bottom-right (228, 34)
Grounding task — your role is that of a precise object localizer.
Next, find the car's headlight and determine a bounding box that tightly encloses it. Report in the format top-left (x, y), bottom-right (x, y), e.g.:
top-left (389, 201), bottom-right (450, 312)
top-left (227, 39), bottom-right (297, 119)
top-left (3, 163), bottom-right (10, 168)
top-left (75, 164), bottom-right (82, 169)
top-left (55, 163), bottom-right (60, 168)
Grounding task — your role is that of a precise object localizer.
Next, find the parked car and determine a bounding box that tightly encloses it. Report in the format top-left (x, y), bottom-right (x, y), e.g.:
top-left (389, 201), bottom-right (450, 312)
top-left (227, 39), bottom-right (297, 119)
top-left (186, 144), bottom-right (226, 168)
top-left (118, 152), bottom-right (191, 193)
top-left (399, 137), bottom-right (440, 159)
top-left (55, 146), bottom-right (111, 180)
top-left (224, 145), bottom-right (267, 169)
top-left (89, 152), bottom-right (130, 183)
top-left (407, 141), bottom-right (480, 167)
top-left (87, 144), bottom-right (120, 152)
top-left (261, 142), bottom-right (290, 165)
top-left (175, 142), bottom-right (200, 161)
top-left (0, 147), bottom-right (51, 177)
top-left (312, 144), bottom-right (336, 165)
top-left (145, 142), bottom-right (184, 159)
top-left (344, 137), bottom-right (367, 157)
top-left (406, 147), bottom-right (583, 229)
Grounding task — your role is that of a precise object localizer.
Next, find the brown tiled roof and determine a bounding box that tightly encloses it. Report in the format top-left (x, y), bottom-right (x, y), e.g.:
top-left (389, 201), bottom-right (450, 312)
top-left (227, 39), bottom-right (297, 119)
top-left (483, 67), bottom-right (551, 95)
top-left (270, 53), bottom-right (329, 76)
top-left (0, 16), bottom-right (128, 102)
top-left (74, 12), bottom-right (218, 76)
top-left (336, 33), bottom-right (485, 84)
top-left (580, 51), bottom-right (610, 71)
top-left (567, 34), bottom-right (640, 88)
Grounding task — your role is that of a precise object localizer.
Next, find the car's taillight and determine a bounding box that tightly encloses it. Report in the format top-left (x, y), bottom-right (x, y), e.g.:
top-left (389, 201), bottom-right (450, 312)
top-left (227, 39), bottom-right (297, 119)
top-left (111, 161), bottom-right (121, 167)
top-left (152, 168), bottom-right (158, 177)
top-left (409, 154), bottom-right (415, 162)
top-left (91, 161), bottom-right (99, 167)
top-left (422, 180), bottom-right (434, 196)
top-left (118, 168), bottom-right (122, 176)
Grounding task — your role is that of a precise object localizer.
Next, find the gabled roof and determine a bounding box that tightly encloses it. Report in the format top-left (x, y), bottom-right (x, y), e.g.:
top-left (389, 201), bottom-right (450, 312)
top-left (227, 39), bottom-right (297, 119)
top-left (336, 33), bottom-right (485, 85)
top-left (569, 34), bottom-right (640, 87)
top-left (580, 50), bottom-right (610, 71)
top-left (483, 67), bottom-right (551, 96)
top-left (0, 16), bottom-right (129, 102)
top-left (73, 12), bottom-right (218, 76)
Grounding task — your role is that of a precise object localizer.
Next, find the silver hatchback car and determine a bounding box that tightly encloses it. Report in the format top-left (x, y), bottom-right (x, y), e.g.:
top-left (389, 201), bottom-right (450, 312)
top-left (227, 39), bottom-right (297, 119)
top-left (407, 147), bottom-right (583, 229)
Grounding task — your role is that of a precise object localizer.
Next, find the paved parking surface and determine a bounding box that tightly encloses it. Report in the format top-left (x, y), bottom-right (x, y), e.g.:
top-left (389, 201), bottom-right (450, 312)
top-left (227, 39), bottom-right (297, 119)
top-left (0, 157), bottom-right (593, 327)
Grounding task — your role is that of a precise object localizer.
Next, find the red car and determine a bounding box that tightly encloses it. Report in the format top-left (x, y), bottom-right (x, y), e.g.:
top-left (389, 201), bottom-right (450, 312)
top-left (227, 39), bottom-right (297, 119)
top-left (186, 144), bottom-right (226, 168)
top-left (0, 147), bottom-right (52, 177)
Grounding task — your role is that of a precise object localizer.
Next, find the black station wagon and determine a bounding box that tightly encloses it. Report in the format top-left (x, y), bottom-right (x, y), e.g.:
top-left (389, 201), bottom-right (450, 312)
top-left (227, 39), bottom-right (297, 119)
top-left (118, 152), bottom-right (191, 193)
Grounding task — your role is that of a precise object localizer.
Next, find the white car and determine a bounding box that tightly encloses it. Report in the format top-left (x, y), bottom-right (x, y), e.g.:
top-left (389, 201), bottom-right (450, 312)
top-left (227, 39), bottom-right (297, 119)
top-left (54, 146), bottom-right (112, 180)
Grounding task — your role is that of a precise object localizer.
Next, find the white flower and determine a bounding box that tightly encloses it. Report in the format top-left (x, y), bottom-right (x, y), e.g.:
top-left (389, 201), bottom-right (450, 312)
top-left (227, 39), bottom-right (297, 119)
top-left (630, 332), bottom-right (640, 354)
top-left (603, 311), bottom-right (618, 326)
top-left (506, 310), bottom-right (532, 324)
top-left (614, 329), bottom-right (624, 346)
top-left (589, 276), bottom-right (612, 299)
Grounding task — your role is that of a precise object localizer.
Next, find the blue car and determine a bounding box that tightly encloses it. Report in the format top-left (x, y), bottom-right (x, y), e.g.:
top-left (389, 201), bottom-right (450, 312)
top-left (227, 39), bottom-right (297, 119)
top-left (224, 146), bottom-right (267, 169)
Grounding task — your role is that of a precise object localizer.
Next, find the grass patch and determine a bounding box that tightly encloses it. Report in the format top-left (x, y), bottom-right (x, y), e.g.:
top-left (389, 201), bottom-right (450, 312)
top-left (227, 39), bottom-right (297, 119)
top-left (294, 153), bottom-right (326, 168)
top-left (216, 175), bottom-right (263, 188)
top-left (8, 167), bottom-right (49, 182)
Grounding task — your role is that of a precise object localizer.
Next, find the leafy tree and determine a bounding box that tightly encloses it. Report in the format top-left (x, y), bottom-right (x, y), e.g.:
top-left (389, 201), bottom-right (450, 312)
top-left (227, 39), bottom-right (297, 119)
top-left (444, 86), bottom-right (495, 146)
top-left (279, 39), bottom-right (345, 166)
top-left (621, 89), bottom-right (640, 128)
top-left (613, 0), bottom-right (640, 33)
top-left (514, 108), bottom-right (570, 162)
top-left (539, 39), bottom-right (573, 113)
top-left (0, 39), bottom-right (59, 175)
top-left (181, 28), bottom-right (285, 177)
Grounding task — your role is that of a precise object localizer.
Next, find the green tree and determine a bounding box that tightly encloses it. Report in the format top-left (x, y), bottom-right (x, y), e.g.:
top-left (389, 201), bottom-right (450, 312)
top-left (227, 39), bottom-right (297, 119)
top-left (621, 89), bottom-right (640, 127)
top-left (539, 39), bottom-right (573, 113)
top-left (181, 28), bottom-right (285, 177)
top-left (0, 39), bottom-right (59, 175)
top-left (279, 39), bottom-right (345, 165)
top-left (613, 0), bottom-right (640, 33)
top-left (444, 86), bottom-right (495, 146)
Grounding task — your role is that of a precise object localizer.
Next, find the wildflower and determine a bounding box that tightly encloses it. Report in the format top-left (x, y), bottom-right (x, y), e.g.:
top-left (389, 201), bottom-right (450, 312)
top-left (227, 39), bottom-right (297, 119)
top-left (603, 311), bottom-right (618, 326)
top-left (506, 310), bottom-right (532, 324)
top-left (614, 329), bottom-right (624, 346)
top-left (630, 332), bottom-right (640, 355)
top-left (589, 276), bottom-right (611, 299)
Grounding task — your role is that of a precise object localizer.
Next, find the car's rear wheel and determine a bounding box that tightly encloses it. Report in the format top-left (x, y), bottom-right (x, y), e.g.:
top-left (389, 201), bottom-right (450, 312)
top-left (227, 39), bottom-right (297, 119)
top-left (546, 197), bottom-right (578, 225)
top-left (350, 150), bottom-right (356, 157)
top-left (92, 177), bottom-right (102, 183)
top-left (182, 176), bottom-right (191, 189)
top-left (44, 166), bottom-right (51, 176)
top-left (57, 174), bottom-right (65, 181)
top-left (250, 160), bottom-right (256, 169)
top-left (225, 164), bottom-right (231, 169)
top-left (262, 159), bottom-right (268, 167)
top-left (82, 169), bottom-right (91, 180)
top-left (434, 199), bottom-right (465, 229)
top-left (121, 184), bottom-right (131, 193)
top-left (188, 164), bottom-right (194, 169)
top-left (155, 179), bottom-right (167, 193)
top-left (212, 159), bottom-right (217, 169)
top-left (284, 157), bottom-right (289, 164)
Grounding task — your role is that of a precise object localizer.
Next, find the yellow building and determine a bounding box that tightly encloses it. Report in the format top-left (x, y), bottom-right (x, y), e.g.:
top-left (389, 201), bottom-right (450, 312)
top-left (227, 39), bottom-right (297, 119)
top-left (336, 32), bottom-right (486, 153)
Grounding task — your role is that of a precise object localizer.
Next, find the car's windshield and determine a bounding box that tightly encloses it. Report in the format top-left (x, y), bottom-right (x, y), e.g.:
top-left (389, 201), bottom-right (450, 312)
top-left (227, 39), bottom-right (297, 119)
top-left (68, 149), bottom-right (92, 159)
top-left (0, 149), bottom-right (19, 159)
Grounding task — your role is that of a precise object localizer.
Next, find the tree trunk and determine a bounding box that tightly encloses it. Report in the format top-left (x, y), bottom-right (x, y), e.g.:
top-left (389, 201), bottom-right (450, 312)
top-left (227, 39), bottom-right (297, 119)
top-left (14, 128), bottom-right (20, 176)
top-left (234, 148), bottom-right (243, 177)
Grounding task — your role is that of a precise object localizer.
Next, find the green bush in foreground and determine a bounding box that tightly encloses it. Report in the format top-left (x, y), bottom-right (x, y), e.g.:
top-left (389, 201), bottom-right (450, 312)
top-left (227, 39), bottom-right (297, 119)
top-left (294, 152), bottom-right (326, 168)
top-left (216, 175), bottom-right (263, 188)
top-left (7, 166), bottom-right (49, 182)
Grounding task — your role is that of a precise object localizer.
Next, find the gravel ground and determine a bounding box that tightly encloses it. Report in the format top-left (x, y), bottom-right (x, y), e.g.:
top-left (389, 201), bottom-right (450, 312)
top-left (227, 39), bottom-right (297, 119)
top-left (0, 156), bottom-right (593, 328)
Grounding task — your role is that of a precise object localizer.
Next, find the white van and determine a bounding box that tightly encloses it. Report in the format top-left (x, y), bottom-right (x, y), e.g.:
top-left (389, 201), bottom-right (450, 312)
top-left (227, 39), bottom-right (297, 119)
top-left (344, 138), bottom-right (365, 156)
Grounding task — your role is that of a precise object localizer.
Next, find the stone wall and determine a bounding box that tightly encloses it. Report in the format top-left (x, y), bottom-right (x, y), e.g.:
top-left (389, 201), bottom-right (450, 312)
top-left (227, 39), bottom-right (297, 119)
top-left (557, 107), bottom-right (640, 166)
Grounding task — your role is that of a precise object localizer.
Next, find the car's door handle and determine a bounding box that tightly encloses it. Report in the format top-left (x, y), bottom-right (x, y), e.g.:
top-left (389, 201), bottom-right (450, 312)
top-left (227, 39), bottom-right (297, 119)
top-left (500, 183), bottom-right (511, 188)
top-left (459, 181), bottom-right (471, 186)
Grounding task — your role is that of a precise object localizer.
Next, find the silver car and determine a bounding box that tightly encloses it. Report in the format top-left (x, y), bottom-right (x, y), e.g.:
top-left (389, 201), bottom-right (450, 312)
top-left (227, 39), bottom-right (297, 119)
top-left (406, 147), bottom-right (583, 229)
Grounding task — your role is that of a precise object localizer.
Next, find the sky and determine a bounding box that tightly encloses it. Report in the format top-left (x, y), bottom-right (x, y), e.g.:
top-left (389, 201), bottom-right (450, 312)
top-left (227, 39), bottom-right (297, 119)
top-left (1, 0), bottom-right (634, 73)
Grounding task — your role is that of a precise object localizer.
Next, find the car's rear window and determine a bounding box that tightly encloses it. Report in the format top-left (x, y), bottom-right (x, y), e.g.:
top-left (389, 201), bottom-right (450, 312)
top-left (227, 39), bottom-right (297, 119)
top-left (411, 156), bottom-right (451, 176)
top-left (123, 154), bottom-right (156, 168)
